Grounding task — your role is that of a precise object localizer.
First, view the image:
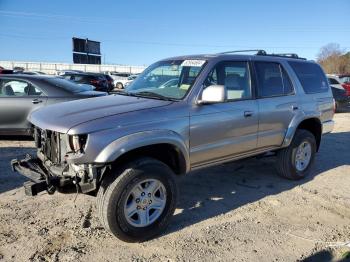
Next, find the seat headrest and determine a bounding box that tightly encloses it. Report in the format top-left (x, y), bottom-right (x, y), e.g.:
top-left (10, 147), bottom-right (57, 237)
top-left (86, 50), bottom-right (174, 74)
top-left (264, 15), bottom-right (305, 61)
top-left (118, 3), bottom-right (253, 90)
top-left (2, 85), bottom-right (15, 96)
top-left (24, 85), bottom-right (36, 95)
top-left (225, 74), bottom-right (240, 89)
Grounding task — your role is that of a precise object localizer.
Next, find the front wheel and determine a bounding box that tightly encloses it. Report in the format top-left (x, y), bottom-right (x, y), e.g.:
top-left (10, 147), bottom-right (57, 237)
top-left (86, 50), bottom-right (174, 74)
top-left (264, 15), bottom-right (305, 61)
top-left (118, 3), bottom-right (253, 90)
top-left (97, 157), bottom-right (177, 242)
top-left (276, 129), bottom-right (316, 180)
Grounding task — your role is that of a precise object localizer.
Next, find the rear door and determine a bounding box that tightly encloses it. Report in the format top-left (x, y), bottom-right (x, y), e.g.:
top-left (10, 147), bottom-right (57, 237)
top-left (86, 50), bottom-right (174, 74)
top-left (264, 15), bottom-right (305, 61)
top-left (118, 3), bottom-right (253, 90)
top-left (0, 78), bottom-right (48, 133)
top-left (253, 61), bottom-right (299, 148)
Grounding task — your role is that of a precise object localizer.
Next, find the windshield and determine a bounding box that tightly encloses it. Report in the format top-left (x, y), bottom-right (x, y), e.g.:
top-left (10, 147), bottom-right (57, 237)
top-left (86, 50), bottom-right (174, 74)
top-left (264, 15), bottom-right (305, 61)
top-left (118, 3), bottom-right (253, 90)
top-left (125, 59), bottom-right (206, 100)
top-left (339, 76), bottom-right (350, 83)
top-left (44, 77), bottom-right (94, 93)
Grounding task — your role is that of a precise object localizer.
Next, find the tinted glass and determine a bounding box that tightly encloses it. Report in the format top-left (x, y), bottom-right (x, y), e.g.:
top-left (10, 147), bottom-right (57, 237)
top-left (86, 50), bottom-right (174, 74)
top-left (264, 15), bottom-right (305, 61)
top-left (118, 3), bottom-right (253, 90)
top-left (255, 62), bottom-right (294, 97)
top-left (281, 67), bottom-right (294, 94)
top-left (289, 61), bottom-right (328, 93)
top-left (328, 78), bottom-right (340, 85)
top-left (204, 61), bottom-right (251, 100)
top-left (44, 77), bottom-right (92, 93)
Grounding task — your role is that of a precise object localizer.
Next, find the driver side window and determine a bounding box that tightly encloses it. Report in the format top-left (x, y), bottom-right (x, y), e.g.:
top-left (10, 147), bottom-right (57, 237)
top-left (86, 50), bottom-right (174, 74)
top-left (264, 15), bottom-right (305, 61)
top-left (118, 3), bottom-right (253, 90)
top-left (204, 61), bottom-right (252, 101)
top-left (0, 79), bottom-right (43, 97)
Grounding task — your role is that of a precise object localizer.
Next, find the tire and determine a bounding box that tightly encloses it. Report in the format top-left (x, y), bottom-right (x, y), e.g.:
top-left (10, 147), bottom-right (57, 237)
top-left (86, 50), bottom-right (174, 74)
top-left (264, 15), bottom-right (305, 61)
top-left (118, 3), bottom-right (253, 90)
top-left (276, 129), bottom-right (316, 180)
top-left (97, 157), bottom-right (177, 242)
top-left (116, 82), bottom-right (123, 89)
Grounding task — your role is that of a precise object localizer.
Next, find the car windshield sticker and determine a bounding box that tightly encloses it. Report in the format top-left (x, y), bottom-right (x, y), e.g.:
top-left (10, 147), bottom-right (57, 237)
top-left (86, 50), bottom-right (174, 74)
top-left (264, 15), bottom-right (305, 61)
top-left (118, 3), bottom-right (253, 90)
top-left (181, 60), bottom-right (206, 67)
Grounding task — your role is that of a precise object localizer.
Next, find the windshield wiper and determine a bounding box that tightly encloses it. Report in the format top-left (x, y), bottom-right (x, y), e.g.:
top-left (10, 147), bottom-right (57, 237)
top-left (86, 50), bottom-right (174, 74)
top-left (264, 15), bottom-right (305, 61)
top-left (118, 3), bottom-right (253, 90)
top-left (112, 90), bottom-right (136, 97)
top-left (132, 91), bottom-right (176, 101)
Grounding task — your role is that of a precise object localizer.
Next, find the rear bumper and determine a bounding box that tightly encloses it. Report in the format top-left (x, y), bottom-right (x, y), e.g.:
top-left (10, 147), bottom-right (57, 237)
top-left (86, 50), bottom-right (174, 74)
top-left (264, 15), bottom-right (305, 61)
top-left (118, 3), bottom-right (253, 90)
top-left (322, 120), bottom-right (334, 134)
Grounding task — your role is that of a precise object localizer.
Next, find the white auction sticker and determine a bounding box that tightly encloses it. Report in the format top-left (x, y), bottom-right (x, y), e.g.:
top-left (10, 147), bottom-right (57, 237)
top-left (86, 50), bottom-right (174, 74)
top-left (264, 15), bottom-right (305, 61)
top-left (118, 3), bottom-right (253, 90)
top-left (181, 60), bottom-right (206, 67)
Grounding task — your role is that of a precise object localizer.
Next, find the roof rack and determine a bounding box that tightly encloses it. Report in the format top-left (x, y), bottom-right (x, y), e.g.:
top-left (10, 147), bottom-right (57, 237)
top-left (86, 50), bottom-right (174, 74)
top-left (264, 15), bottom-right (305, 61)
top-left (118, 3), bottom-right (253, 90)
top-left (256, 52), bottom-right (306, 60)
top-left (218, 50), bottom-right (267, 55)
top-left (218, 50), bottom-right (306, 60)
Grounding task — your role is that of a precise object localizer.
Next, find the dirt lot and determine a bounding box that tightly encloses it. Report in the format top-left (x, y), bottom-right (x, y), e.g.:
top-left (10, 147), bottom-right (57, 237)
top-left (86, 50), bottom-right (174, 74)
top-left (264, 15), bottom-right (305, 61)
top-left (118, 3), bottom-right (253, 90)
top-left (0, 113), bottom-right (349, 262)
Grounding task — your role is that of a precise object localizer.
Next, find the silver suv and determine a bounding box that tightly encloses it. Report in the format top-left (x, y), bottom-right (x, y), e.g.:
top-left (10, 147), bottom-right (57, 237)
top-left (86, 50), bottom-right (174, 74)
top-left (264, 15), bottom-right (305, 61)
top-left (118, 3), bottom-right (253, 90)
top-left (12, 50), bottom-right (334, 242)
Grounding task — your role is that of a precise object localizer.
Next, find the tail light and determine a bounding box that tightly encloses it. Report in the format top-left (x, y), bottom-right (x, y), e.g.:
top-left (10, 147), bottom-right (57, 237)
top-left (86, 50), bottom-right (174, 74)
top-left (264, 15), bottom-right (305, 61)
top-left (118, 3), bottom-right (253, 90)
top-left (341, 83), bottom-right (350, 96)
top-left (90, 79), bottom-right (100, 85)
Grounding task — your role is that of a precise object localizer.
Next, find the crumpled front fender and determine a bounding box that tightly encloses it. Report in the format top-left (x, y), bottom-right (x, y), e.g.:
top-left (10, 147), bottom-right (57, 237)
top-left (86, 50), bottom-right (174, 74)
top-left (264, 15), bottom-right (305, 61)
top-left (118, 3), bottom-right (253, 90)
top-left (94, 129), bottom-right (190, 172)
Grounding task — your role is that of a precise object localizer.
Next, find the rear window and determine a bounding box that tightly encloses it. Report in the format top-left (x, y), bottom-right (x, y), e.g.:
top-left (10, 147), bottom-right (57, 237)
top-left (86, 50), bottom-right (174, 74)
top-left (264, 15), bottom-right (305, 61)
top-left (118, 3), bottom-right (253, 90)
top-left (289, 61), bottom-right (329, 94)
top-left (43, 77), bottom-right (91, 93)
top-left (328, 78), bottom-right (340, 85)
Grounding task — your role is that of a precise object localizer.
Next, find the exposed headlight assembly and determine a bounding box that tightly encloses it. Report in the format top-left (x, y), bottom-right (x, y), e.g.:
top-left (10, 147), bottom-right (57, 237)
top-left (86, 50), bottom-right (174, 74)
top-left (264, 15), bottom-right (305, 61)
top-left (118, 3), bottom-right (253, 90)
top-left (69, 134), bottom-right (88, 153)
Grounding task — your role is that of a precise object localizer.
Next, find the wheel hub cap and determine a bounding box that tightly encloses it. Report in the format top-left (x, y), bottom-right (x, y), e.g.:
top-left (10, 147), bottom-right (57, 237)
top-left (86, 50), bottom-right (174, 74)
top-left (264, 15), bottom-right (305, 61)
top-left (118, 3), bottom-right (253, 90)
top-left (295, 141), bottom-right (312, 172)
top-left (124, 179), bottom-right (166, 227)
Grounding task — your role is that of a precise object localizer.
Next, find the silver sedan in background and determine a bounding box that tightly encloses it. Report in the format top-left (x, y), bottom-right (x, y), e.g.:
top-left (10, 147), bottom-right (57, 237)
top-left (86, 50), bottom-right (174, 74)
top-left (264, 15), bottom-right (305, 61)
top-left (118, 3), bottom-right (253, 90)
top-left (0, 75), bottom-right (107, 136)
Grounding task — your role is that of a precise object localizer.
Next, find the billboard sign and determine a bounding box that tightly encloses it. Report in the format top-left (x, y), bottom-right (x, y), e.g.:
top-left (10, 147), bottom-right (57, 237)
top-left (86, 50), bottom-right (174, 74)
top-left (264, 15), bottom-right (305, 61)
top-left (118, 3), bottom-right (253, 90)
top-left (72, 37), bottom-right (101, 64)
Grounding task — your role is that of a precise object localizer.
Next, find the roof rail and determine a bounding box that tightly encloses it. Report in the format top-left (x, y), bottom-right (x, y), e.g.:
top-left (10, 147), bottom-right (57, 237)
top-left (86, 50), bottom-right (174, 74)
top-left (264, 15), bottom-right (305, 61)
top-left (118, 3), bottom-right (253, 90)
top-left (256, 52), bottom-right (306, 60)
top-left (217, 50), bottom-right (306, 60)
top-left (218, 50), bottom-right (267, 55)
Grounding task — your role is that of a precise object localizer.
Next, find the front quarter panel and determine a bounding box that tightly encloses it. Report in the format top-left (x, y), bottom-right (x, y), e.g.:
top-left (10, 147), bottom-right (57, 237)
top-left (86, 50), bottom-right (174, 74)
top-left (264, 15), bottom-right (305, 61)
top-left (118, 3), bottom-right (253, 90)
top-left (95, 130), bottom-right (190, 171)
top-left (65, 102), bottom-right (190, 172)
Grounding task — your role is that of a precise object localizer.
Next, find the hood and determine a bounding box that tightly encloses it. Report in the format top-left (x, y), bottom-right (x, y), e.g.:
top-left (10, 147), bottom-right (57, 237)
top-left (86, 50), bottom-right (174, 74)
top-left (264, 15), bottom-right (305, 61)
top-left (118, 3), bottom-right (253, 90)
top-left (29, 94), bottom-right (172, 133)
top-left (76, 90), bottom-right (108, 97)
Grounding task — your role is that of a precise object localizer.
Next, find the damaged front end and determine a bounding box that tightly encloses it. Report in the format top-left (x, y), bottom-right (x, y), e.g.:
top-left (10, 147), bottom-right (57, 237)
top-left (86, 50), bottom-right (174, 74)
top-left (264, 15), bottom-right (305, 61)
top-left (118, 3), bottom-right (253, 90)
top-left (11, 127), bottom-right (107, 196)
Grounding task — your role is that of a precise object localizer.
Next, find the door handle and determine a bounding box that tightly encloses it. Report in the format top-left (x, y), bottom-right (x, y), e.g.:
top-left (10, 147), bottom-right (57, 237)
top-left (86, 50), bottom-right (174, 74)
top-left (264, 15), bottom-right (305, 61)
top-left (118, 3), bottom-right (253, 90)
top-left (32, 99), bottom-right (43, 104)
top-left (244, 111), bottom-right (253, 117)
top-left (292, 105), bottom-right (299, 111)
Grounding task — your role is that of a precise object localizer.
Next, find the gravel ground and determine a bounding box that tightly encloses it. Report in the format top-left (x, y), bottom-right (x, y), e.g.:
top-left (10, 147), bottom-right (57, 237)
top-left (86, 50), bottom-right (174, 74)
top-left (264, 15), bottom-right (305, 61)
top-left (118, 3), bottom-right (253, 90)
top-left (0, 113), bottom-right (349, 262)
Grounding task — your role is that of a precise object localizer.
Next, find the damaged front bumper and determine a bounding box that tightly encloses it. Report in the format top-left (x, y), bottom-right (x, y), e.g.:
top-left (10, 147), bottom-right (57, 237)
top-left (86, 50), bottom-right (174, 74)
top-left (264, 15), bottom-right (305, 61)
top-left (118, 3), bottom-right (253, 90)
top-left (11, 154), bottom-right (58, 196)
top-left (11, 154), bottom-right (105, 196)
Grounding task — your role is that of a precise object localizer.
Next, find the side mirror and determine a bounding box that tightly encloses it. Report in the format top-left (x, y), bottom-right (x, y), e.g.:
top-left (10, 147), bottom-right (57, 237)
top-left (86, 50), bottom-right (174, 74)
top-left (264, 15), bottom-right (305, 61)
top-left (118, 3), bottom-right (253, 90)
top-left (198, 85), bottom-right (226, 104)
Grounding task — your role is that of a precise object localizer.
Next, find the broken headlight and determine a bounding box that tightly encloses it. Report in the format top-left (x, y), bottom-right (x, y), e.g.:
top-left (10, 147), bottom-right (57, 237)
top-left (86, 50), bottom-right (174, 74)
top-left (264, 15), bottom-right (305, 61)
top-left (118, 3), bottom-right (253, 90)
top-left (68, 134), bottom-right (88, 153)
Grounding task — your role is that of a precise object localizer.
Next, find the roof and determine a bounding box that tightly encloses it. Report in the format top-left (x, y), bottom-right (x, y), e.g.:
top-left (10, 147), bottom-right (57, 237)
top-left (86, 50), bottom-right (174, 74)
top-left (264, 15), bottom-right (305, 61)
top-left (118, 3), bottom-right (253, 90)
top-left (162, 50), bottom-right (310, 63)
top-left (0, 74), bottom-right (55, 80)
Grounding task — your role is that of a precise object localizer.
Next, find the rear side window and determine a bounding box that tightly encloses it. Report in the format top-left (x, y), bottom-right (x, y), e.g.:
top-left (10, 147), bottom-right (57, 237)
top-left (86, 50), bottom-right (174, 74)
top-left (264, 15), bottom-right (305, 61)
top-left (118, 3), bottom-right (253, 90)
top-left (289, 61), bottom-right (328, 94)
top-left (255, 62), bottom-right (294, 97)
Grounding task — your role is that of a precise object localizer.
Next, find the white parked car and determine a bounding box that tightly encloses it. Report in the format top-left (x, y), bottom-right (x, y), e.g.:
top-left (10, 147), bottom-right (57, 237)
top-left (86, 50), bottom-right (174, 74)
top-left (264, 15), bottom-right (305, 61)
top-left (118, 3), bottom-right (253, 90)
top-left (123, 74), bottom-right (139, 88)
top-left (104, 72), bottom-right (131, 89)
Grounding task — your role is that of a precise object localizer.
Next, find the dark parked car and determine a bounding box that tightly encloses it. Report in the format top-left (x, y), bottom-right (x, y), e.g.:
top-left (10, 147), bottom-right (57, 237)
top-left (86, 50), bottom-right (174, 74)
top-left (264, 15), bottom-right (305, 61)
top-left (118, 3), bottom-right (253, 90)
top-left (0, 68), bottom-right (14, 74)
top-left (331, 85), bottom-right (350, 112)
top-left (103, 74), bottom-right (115, 91)
top-left (62, 72), bottom-right (112, 92)
top-left (0, 75), bottom-right (107, 136)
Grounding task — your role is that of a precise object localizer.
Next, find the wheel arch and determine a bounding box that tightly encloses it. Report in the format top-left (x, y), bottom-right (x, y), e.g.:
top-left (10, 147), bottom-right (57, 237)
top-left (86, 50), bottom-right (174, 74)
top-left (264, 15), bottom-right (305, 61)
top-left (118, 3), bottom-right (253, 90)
top-left (283, 117), bottom-right (322, 151)
top-left (95, 130), bottom-right (190, 175)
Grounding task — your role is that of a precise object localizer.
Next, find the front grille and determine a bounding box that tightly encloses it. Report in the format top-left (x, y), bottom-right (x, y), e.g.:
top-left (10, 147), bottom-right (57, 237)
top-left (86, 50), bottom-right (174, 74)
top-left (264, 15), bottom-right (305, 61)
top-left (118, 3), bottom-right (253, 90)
top-left (35, 127), bottom-right (61, 164)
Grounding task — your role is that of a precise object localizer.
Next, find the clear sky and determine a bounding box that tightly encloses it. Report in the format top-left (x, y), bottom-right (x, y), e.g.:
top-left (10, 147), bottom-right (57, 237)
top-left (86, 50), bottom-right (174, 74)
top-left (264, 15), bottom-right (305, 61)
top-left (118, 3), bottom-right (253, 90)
top-left (0, 0), bottom-right (349, 65)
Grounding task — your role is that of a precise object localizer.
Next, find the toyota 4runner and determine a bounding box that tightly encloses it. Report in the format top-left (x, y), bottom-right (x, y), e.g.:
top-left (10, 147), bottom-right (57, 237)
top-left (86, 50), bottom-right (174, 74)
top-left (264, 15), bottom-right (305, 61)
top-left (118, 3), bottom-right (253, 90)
top-left (12, 50), bottom-right (335, 242)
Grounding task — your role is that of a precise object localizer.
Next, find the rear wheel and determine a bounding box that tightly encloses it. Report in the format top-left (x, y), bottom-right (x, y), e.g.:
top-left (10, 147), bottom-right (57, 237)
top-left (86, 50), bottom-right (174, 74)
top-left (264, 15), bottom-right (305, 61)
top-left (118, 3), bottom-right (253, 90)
top-left (276, 129), bottom-right (316, 180)
top-left (97, 157), bottom-right (177, 242)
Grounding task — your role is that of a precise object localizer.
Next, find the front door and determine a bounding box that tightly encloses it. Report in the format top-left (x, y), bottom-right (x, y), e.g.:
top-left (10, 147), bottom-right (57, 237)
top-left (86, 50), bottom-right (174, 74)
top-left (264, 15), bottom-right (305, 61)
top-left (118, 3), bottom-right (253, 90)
top-left (0, 78), bottom-right (47, 134)
top-left (190, 61), bottom-right (259, 166)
